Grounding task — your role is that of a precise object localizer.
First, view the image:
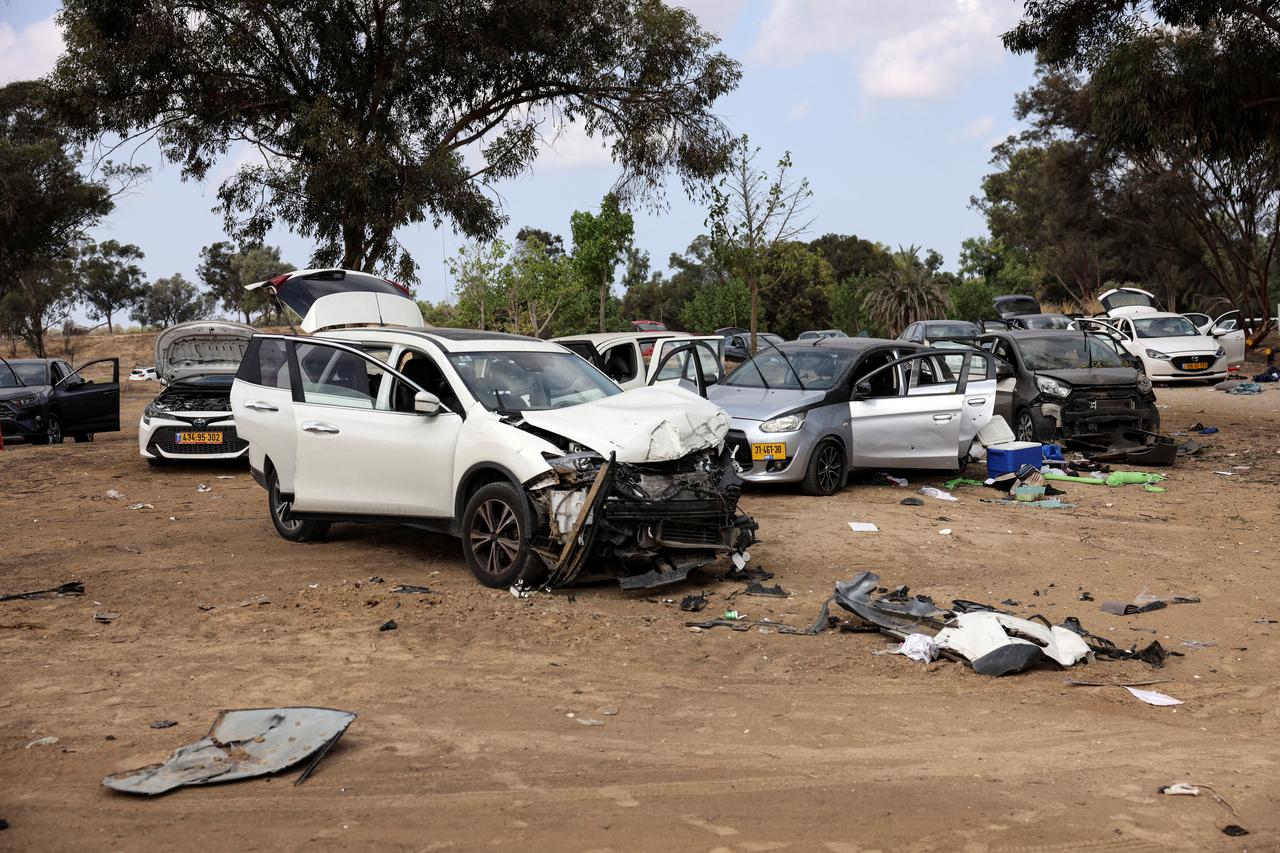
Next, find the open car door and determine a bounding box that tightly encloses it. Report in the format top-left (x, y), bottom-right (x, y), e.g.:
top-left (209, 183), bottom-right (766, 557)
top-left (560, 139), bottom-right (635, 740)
top-left (646, 337), bottom-right (725, 394)
top-left (559, 340), bottom-right (603, 369)
top-left (55, 358), bottom-right (120, 435)
top-left (1210, 311), bottom-right (1246, 371)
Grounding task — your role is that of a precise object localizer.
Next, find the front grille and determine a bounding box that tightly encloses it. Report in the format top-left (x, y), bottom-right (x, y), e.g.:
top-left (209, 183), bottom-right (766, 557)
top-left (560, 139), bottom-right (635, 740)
top-left (1173, 354), bottom-right (1214, 371)
top-left (605, 498), bottom-right (732, 522)
top-left (656, 519), bottom-right (730, 547)
top-left (150, 425), bottom-right (248, 456)
top-left (726, 430), bottom-right (752, 467)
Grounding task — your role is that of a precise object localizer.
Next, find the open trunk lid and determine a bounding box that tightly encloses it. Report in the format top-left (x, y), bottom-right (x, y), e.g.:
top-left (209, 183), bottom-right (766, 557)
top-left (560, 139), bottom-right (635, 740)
top-left (155, 321), bottom-right (255, 385)
top-left (1099, 287), bottom-right (1160, 314)
top-left (247, 268), bottom-right (425, 333)
top-left (993, 295), bottom-right (1042, 319)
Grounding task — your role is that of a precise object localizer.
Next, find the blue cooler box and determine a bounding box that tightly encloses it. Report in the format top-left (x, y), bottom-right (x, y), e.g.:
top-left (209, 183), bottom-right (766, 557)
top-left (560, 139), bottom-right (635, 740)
top-left (987, 441), bottom-right (1043, 477)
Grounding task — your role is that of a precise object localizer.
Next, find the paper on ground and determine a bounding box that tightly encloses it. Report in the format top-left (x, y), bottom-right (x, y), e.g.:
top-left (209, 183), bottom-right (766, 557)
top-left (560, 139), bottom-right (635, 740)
top-left (848, 522), bottom-right (879, 533)
top-left (1125, 686), bottom-right (1183, 706)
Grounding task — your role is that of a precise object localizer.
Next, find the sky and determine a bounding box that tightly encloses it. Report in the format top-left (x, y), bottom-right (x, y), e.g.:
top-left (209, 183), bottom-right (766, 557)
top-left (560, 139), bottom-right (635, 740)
top-left (1, 0), bottom-right (1036, 314)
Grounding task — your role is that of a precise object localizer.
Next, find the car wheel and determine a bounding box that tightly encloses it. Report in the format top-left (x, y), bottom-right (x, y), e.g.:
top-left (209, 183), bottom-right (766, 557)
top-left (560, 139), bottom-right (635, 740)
top-left (1015, 409), bottom-right (1038, 443)
top-left (461, 482), bottom-right (539, 588)
top-left (74, 432), bottom-right (94, 443)
top-left (267, 470), bottom-right (330, 543)
top-left (35, 415), bottom-right (64, 445)
top-left (802, 439), bottom-right (846, 496)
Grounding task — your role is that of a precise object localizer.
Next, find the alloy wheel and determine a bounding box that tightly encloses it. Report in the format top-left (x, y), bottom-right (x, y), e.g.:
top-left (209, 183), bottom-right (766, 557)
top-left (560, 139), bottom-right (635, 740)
top-left (47, 418), bottom-right (62, 444)
top-left (815, 444), bottom-right (843, 494)
top-left (272, 482), bottom-right (301, 532)
top-left (470, 499), bottom-right (521, 577)
top-left (1016, 413), bottom-right (1035, 442)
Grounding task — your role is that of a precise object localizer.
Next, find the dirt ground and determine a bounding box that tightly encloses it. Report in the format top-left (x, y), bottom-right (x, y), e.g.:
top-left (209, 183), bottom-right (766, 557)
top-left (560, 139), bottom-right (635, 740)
top-left (3, 378), bottom-right (1280, 852)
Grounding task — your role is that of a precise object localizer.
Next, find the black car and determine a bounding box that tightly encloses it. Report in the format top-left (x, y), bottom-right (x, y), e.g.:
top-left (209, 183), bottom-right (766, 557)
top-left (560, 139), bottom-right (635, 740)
top-left (899, 320), bottom-right (980, 346)
top-left (716, 327), bottom-right (786, 363)
top-left (991, 294), bottom-right (1074, 330)
top-left (979, 330), bottom-right (1159, 442)
top-left (0, 357), bottom-right (121, 444)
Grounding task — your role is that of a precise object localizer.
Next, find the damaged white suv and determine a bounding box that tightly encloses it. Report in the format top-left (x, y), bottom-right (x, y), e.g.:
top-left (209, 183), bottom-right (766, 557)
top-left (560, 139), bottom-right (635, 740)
top-left (230, 269), bottom-right (755, 589)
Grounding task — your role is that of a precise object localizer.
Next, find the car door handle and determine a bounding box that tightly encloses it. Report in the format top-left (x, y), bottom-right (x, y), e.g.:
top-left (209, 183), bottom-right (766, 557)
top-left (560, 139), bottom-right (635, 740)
top-left (933, 414), bottom-right (954, 423)
top-left (965, 397), bottom-right (987, 406)
top-left (244, 401), bottom-right (279, 412)
top-left (301, 421), bottom-right (340, 434)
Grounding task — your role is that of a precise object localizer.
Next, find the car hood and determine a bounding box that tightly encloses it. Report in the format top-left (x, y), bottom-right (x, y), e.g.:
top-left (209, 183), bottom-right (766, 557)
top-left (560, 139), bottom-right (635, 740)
top-left (156, 321), bottom-right (256, 384)
top-left (1036, 367), bottom-right (1138, 386)
top-left (707, 384), bottom-right (828, 421)
top-left (1139, 336), bottom-right (1220, 356)
top-left (519, 385), bottom-right (730, 463)
top-left (0, 384), bottom-right (49, 400)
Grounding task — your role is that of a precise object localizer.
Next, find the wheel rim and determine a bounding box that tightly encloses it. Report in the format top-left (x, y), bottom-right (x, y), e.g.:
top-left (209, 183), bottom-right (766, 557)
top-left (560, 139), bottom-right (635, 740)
top-left (815, 444), bottom-right (843, 493)
top-left (272, 482), bottom-right (301, 532)
top-left (470, 499), bottom-right (521, 576)
top-left (48, 419), bottom-right (61, 443)
top-left (1017, 414), bottom-right (1034, 442)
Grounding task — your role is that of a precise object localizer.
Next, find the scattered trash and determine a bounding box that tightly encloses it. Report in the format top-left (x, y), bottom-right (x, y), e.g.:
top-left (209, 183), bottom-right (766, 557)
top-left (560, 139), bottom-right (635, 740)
top-left (879, 633), bottom-right (938, 662)
top-left (126, 503), bottom-right (154, 511)
top-left (943, 477), bottom-right (987, 490)
top-left (1, 581), bottom-right (84, 602)
top-left (1101, 592), bottom-right (1199, 615)
top-left (1227, 382), bottom-right (1262, 395)
top-left (723, 610), bottom-right (741, 621)
top-left (1176, 438), bottom-right (1203, 456)
top-left (600, 706), bottom-right (619, 716)
top-left (1001, 598), bottom-right (1021, 606)
top-left (102, 707), bottom-right (357, 795)
top-left (215, 475), bottom-right (235, 480)
top-left (938, 528), bottom-right (952, 536)
top-left (105, 489), bottom-right (126, 500)
top-left (918, 486), bottom-right (958, 502)
top-left (366, 576), bottom-right (384, 584)
top-left (196, 484), bottom-right (212, 493)
top-left (1142, 484), bottom-right (1166, 493)
top-left (883, 474), bottom-right (908, 487)
top-left (509, 582), bottom-right (532, 598)
top-left (745, 581), bottom-right (788, 598)
top-left (679, 592), bottom-right (709, 612)
top-left (1254, 365), bottom-right (1280, 383)
top-left (1064, 678), bottom-right (1171, 687)
top-left (237, 595), bottom-right (271, 607)
top-left (196, 603), bottom-right (216, 611)
top-left (934, 611), bottom-right (1090, 677)
top-left (1125, 686), bottom-right (1183, 706)
top-left (1158, 783), bottom-right (1201, 797)
top-left (1078, 591), bottom-right (1094, 601)
top-left (726, 562), bottom-right (772, 582)
top-left (1222, 825), bottom-right (1249, 836)
top-left (149, 720), bottom-right (177, 729)
top-left (848, 522), bottom-right (879, 532)
top-left (26, 736), bottom-right (59, 748)
top-left (576, 718), bottom-right (605, 727)
top-left (1213, 470), bottom-right (1236, 477)
top-left (93, 611), bottom-right (120, 624)
top-left (900, 496), bottom-right (925, 506)
top-left (1181, 640), bottom-right (1216, 649)
top-left (390, 584), bottom-right (432, 595)
top-left (378, 619), bottom-right (397, 631)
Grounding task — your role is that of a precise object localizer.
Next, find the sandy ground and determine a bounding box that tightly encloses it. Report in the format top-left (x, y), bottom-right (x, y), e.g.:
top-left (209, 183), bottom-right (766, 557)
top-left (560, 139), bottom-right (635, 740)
top-left (2, 381), bottom-right (1280, 852)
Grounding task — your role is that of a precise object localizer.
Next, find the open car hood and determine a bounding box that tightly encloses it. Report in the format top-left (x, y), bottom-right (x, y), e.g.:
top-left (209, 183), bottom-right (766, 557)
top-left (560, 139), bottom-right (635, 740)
top-left (155, 321), bottom-right (255, 384)
top-left (519, 385), bottom-right (730, 463)
top-left (247, 268), bottom-right (425, 332)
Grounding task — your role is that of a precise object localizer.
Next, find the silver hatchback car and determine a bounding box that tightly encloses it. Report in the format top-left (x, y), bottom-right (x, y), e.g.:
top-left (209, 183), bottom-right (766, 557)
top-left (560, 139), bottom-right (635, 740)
top-left (707, 338), bottom-right (996, 495)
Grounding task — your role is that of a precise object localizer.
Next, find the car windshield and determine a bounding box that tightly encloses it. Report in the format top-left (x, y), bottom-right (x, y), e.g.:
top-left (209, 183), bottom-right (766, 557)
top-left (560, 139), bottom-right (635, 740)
top-left (924, 322), bottom-right (977, 338)
top-left (447, 351), bottom-right (622, 413)
top-left (1018, 336), bottom-right (1127, 370)
top-left (1133, 316), bottom-right (1198, 338)
top-left (723, 348), bottom-right (856, 390)
top-left (6, 362), bottom-right (47, 385)
top-left (0, 360), bottom-right (21, 387)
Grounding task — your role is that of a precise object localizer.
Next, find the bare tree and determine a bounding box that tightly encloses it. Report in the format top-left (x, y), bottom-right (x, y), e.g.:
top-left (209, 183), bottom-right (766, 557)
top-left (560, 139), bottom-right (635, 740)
top-left (707, 135), bottom-right (814, 352)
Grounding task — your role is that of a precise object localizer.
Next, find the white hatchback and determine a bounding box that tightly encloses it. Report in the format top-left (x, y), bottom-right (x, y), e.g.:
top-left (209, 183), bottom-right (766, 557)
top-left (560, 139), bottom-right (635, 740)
top-left (230, 269), bottom-right (754, 590)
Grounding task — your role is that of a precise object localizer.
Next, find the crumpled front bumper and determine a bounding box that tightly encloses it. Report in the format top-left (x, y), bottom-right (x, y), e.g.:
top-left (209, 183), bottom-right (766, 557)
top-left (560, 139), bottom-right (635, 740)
top-left (1035, 392), bottom-right (1160, 440)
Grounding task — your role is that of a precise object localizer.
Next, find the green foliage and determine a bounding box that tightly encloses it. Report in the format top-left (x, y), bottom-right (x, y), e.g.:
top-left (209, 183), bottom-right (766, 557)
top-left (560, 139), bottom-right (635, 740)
top-left (0, 252), bottom-right (78, 357)
top-left (53, 0), bottom-right (739, 283)
top-left (417, 300), bottom-right (457, 327)
top-left (570, 193), bottom-right (634, 332)
top-left (947, 278), bottom-right (997, 324)
top-left (808, 233), bottom-right (894, 283)
top-left (830, 275), bottom-right (876, 336)
top-left (78, 239), bottom-right (145, 332)
top-left (134, 274), bottom-right (207, 329)
top-left (621, 235), bottom-right (727, 330)
top-left (679, 277), bottom-right (750, 333)
top-left (862, 247), bottom-right (952, 337)
top-left (199, 242), bottom-right (292, 324)
top-left (758, 242), bottom-right (834, 340)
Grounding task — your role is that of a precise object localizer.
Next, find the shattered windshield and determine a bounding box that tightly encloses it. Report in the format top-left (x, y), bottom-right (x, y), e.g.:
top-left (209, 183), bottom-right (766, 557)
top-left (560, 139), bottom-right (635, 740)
top-left (1133, 316), bottom-right (1198, 338)
top-left (448, 351), bottom-right (622, 413)
top-left (1018, 336), bottom-right (1127, 370)
top-left (723, 349), bottom-right (856, 390)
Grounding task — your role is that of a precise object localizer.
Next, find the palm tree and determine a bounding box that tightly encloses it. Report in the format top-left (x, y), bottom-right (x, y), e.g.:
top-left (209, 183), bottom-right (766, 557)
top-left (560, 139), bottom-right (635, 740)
top-left (863, 246), bottom-right (952, 336)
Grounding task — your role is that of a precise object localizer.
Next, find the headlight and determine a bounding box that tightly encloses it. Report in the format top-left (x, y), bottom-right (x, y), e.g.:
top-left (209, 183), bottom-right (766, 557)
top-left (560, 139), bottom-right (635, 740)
top-left (143, 402), bottom-right (168, 424)
top-left (544, 451), bottom-right (604, 475)
top-left (9, 395), bottom-right (40, 408)
top-left (1035, 376), bottom-right (1071, 399)
top-left (1136, 373), bottom-right (1152, 394)
top-left (1214, 346), bottom-right (1226, 359)
top-left (1145, 349), bottom-right (1171, 360)
top-left (760, 413), bottom-right (805, 433)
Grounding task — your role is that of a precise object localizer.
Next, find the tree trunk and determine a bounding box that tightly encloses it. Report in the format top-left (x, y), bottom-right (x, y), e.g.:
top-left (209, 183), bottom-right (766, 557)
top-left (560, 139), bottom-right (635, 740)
top-left (105, 309), bottom-right (113, 335)
top-left (598, 278), bottom-right (606, 333)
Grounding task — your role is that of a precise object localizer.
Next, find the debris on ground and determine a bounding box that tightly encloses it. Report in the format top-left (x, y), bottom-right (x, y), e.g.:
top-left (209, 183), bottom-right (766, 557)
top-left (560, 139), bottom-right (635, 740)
top-left (126, 503), bottom-right (154, 511)
top-left (1124, 686), bottom-right (1183, 706)
top-left (876, 633), bottom-right (938, 662)
top-left (26, 736), bottom-right (59, 748)
top-left (679, 592), bottom-right (708, 612)
top-left (196, 484), bottom-right (212, 493)
top-left (1222, 825), bottom-right (1249, 836)
top-left (149, 720), bottom-right (177, 729)
top-left (918, 486), bottom-right (957, 502)
top-left (509, 581), bottom-right (533, 598)
top-left (1, 581), bottom-right (84, 602)
top-left (938, 528), bottom-right (952, 535)
top-left (390, 584), bottom-right (432, 595)
top-left (899, 496), bottom-right (925, 506)
top-left (238, 594), bottom-right (271, 607)
top-left (105, 489), bottom-right (126, 500)
top-left (1100, 591), bottom-right (1200, 615)
top-left (574, 717), bottom-right (604, 727)
top-left (848, 522), bottom-right (879, 532)
top-left (93, 611), bottom-right (120, 624)
top-left (600, 706), bottom-right (619, 716)
top-left (1227, 382), bottom-right (1262, 395)
top-left (102, 707), bottom-right (357, 795)
top-left (378, 619), bottom-right (397, 631)
top-left (745, 581), bottom-right (789, 598)
top-left (1159, 783), bottom-right (1201, 797)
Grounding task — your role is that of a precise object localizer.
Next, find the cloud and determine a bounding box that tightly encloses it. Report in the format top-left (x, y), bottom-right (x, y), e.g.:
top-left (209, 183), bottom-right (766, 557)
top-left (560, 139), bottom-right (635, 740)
top-left (788, 100), bottom-right (812, 123)
top-left (0, 14), bottom-right (64, 84)
top-left (675, 0), bottom-right (749, 36)
top-left (751, 0), bottom-right (1020, 101)
top-left (958, 114), bottom-right (994, 139)
top-left (534, 119), bottom-right (615, 171)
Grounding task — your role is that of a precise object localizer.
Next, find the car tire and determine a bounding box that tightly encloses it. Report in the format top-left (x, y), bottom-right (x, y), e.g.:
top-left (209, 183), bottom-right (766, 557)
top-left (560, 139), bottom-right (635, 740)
top-left (802, 439), bottom-right (847, 496)
top-left (33, 415), bottom-right (63, 445)
top-left (1015, 409), bottom-right (1038, 443)
top-left (461, 482), bottom-right (540, 588)
top-left (267, 470), bottom-right (330, 543)
top-left (74, 433), bottom-right (94, 443)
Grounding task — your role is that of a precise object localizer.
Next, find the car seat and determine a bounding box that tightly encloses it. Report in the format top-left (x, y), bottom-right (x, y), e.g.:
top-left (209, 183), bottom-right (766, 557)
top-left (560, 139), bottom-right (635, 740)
top-left (398, 357), bottom-right (456, 412)
top-left (604, 347), bottom-right (634, 382)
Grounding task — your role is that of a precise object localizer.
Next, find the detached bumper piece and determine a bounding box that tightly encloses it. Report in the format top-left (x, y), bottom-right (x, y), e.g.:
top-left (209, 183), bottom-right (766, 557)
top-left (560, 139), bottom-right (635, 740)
top-left (1073, 428), bottom-right (1178, 467)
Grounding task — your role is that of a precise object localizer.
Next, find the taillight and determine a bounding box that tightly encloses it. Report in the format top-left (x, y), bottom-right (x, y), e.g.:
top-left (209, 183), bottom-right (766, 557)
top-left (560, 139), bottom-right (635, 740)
top-left (384, 278), bottom-right (410, 296)
top-left (268, 274), bottom-right (289, 289)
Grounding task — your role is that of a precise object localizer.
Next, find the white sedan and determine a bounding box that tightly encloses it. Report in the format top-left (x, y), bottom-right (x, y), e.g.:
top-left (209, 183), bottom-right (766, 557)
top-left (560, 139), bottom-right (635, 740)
top-left (1105, 311), bottom-right (1230, 381)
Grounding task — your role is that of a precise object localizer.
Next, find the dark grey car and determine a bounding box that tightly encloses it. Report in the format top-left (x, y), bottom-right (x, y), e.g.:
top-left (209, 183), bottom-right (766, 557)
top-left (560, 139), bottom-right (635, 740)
top-left (979, 330), bottom-right (1160, 442)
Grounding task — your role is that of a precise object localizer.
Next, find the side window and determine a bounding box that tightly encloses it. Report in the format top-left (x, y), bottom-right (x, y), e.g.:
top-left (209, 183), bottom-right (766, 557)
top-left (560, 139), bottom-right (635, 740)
top-left (362, 345), bottom-right (393, 363)
top-left (601, 344), bottom-right (638, 383)
top-left (295, 343), bottom-right (387, 410)
top-left (853, 352), bottom-right (900, 398)
top-left (393, 349), bottom-right (461, 414)
top-left (50, 362), bottom-right (66, 384)
top-left (236, 338), bottom-right (291, 389)
top-left (731, 336), bottom-right (745, 350)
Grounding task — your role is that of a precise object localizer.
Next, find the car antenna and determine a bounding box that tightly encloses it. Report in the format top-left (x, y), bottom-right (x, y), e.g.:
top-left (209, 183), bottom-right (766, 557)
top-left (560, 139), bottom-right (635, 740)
top-left (755, 335), bottom-right (806, 390)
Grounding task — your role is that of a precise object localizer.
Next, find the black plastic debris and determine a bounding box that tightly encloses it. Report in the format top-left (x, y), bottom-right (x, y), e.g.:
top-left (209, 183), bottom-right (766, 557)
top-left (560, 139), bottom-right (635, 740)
top-left (149, 720), bottom-right (177, 730)
top-left (746, 582), bottom-right (788, 598)
top-left (1, 581), bottom-right (85, 602)
top-left (900, 497), bottom-right (925, 506)
top-left (390, 584), bottom-right (432, 595)
top-left (680, 592), bottom-right (709, 613)
top-left (366, 576), bottom-right (384, 584)
top-left (378, 619), bottom-right (397, 631)
top-left (727, 564), bottom-right (774, 582)
top-left (1078, 591), bottom-right (1094, 601)
top-left (1001, 598), bottom-right (1021, 607)
top-left (103, 707), bottom-right (357, 795)
top-left (0, 818), bottom-right (7, 830)
top-left (1101, 593), bottom-right (1200, 615)
top-left (1222, 825), bottom-right (1249, 837)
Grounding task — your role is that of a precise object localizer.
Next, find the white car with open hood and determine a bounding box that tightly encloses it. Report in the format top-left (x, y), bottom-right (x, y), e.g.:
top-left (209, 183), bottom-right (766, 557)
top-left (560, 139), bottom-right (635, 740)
top-left (230, 269), bottom-right (755, 590)
top-left (138, 320), bottom-right (256, 463)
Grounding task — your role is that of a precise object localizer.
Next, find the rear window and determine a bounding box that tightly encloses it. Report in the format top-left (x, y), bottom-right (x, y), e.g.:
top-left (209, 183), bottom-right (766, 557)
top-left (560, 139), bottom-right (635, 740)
top-left (278, 271), bottom-right (410, 318)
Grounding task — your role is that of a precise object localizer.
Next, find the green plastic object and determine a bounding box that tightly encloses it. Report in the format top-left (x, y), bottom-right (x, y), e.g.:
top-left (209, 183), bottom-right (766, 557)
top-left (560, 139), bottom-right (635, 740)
top-left (1104, 471), bottom-right (1167, 487)
top-left (1043, 471), bottom-right (1106, 485)
top-left (944, 477), bottom-right (987, 490)
top-left (1143, 484), bottom-right (1167, 493)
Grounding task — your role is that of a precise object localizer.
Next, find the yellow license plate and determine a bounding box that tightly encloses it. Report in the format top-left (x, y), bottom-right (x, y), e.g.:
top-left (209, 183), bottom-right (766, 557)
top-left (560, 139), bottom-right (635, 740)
top-left (1183, 362), bottom-right (1208, 370)
top-left (751, 442), bottom-right (787, 461)
top-left (176, 431), bottom-right (223, 444)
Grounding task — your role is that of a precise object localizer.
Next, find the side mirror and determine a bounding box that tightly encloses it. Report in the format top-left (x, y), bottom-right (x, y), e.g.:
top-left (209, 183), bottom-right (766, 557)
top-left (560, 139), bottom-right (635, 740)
top-left (1210, 324), bottom-right (1231, 337)
top-left (413, 390), bottom-right (442, 416)
top-left (853, 381), bottom-right (873, 400)
top-left (996, 361), bottom-right (1014, 380)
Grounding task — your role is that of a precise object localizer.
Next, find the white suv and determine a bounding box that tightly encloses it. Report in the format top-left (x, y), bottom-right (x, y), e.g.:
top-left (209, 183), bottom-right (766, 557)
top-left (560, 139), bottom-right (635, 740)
top-left (230, 269), bottom-right (754, 590)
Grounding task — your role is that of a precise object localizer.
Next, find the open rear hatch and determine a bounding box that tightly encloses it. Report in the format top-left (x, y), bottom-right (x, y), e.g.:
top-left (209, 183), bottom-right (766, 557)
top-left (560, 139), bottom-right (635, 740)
top-left (247, 268), bottom-right (425, 332)
top-left (155, 321), bottom-right (256, 384)
top-left (993, 295), bottom-right (1042, 319)
top-left (1099, 287), bottom-right (1160, 314)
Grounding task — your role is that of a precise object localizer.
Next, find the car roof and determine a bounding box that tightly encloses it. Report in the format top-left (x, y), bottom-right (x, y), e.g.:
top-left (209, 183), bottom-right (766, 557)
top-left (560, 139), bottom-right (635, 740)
top-left (5, 358), bottom-right (55, 365)
top-left (781, 337), bottom-right (921, 353)
top-left (554, 331), bottom-right (690, 345)
top-left (316, 326), bottom-right (567, 354)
